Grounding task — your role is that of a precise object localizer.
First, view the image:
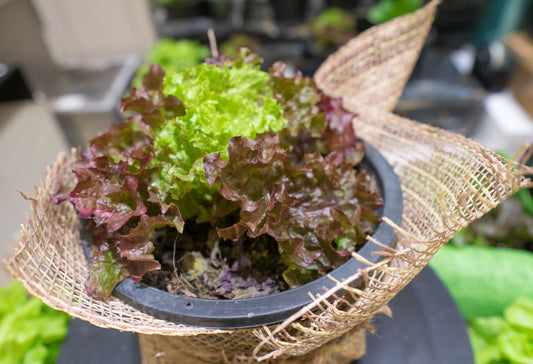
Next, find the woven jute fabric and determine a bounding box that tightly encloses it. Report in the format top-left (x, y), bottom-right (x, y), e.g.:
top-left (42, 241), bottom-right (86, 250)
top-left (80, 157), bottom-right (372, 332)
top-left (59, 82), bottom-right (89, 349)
top-left (5, 0), bottom-right (533, 363)
top-left (138, 321), bottom-right (372, 364)
top-left (314, 0), bottom-right (438, 113)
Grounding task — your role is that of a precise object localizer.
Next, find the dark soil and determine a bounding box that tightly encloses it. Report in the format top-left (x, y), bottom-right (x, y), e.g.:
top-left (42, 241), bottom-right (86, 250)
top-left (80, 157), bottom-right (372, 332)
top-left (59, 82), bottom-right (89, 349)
top-left (142, 220), bottom-right (289, 299)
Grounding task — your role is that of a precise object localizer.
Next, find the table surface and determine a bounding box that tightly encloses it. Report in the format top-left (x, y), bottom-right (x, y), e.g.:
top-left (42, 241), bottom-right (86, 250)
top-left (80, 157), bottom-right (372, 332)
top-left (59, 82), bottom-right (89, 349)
top-left (355, 266), bottom-right (474, 364)
top-left (56, 267), bottom-right (474, 364)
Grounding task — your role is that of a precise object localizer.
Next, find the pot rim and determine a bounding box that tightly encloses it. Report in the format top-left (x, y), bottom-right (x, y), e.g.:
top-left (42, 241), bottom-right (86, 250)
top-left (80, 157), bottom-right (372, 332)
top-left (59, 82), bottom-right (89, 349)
top-left (112, 142), bottom-right (403, 329)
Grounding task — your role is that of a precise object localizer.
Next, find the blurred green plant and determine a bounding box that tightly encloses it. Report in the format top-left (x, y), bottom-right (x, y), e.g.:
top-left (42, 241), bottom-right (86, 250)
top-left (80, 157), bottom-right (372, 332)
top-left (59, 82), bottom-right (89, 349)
top-left (0, 280), bottom-right (71, 364)
top-left (220, 34), bottom-right (261, 59)
top-left (430, 245), bottom-right (533, 320)
top-left (469, 296), bottom-right (533, 364)
top-left (132, 39), bottom-right (210, 88)
top-left (311, 7), bottom-right (356, 49)
top-left (367, 0), bottom-right (423, 24)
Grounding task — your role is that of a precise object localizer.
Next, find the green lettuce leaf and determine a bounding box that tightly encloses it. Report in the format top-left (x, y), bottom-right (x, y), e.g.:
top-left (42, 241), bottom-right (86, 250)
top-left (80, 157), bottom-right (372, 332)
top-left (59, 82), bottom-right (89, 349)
top-left (148, 49), bottom-right (286, 216)
top-left (132, 38), bottom-right (210, 88)
top-left (469, 297), bottom-right (533, 364)
top-left (498, 328), bottom-right (533, 364)
top-left (0, 280), bottom-right (70, 364)
top-left (468, 319), bottom-right (507, 364)
top-left (504, 295), bottom-right (533, 334)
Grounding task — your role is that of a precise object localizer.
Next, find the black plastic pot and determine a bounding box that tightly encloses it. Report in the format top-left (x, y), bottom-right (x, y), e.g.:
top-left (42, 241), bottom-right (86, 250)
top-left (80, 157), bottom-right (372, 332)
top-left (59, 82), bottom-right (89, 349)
top-left (88, 142), bottom-right (402, 329)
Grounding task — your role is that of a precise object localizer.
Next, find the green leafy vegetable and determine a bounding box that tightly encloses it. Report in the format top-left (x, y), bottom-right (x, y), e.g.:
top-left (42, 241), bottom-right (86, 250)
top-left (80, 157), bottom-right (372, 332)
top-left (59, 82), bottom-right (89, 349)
top-left (132, 39), bottom-right (210, 88)
top-left (150, 50), bottom-right (286, 211)
top-left (504, 297), bottom-right (533, 335)
top-left (66, 48), bottom-right (381, 299)
top-left (469, 296), bottom-right (533, 364)
top-left (0, 280), bottom-right (70, 364)
top-left (311, 7), bottom-right (357, 49)
top-left (220, 34), bottom-right (261, 59)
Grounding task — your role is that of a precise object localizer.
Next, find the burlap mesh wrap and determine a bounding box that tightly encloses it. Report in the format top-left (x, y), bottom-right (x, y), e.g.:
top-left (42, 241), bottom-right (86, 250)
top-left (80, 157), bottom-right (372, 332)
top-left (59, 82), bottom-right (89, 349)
top-left (6, 1), bottom-right (533, 363)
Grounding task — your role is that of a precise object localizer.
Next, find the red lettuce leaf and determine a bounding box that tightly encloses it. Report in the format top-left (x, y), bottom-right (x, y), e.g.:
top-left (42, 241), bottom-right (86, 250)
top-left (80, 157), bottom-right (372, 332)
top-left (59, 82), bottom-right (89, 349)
top-left (120, 64), bottom-right (185, 133)
top-left (116, 210), bottom-right (184, 261)
top-left (86, 241), bottom-right (161, 300)
top-left (74, 159), bottom-right (183, 298)
top-left (269, 62), bottom-right (326, 139)
top-left (319, 96), bottom-right (365, 166)
top-left (205, 48), bottom-right (263, 69)
top-left (87, 122), bottom-right (153, 161)
top-left (84, 204), bottom-right (184, 300)
top-left (269, 62), bottom-right (363, 167)
top-left (70, 156), bottom-right (148, 231)
top-left (204, 133), bottom-right (384, 287)
top-left (69, 66), bottom-right (188, 299)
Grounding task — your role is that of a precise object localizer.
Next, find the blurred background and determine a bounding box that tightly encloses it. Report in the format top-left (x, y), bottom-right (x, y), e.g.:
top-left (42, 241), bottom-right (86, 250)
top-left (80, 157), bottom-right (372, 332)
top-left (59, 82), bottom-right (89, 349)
top-left (1, 1), bottom-right (533, 363)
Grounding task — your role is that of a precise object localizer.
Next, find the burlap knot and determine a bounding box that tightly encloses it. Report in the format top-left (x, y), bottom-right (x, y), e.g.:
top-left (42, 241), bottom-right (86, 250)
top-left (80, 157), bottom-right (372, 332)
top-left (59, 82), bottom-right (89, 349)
top-left (5, 0), bottom-right (533, 363)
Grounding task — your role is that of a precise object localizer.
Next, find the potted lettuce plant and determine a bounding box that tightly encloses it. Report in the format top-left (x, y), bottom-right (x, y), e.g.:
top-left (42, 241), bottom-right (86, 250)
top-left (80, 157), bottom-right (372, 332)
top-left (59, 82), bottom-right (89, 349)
top-left (55, 49), bottom-right (402, 328)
